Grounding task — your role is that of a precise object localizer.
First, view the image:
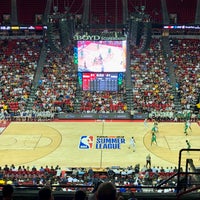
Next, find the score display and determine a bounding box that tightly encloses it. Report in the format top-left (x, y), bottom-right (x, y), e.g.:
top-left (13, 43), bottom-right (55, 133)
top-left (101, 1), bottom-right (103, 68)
top-left (78, 72), bottom-right (123, 91)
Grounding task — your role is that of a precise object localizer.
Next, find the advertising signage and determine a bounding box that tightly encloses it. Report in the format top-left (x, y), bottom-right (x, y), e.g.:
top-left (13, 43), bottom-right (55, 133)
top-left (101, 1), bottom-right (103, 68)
top-left (73, 33), bottom-right (127, 41)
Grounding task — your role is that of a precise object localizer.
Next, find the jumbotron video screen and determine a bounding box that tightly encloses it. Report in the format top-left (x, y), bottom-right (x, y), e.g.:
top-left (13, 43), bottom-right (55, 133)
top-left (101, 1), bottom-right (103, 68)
top-left (75, 40), bottom-right (126, 91)
top-left (77, 40), bottom-right (127, 72)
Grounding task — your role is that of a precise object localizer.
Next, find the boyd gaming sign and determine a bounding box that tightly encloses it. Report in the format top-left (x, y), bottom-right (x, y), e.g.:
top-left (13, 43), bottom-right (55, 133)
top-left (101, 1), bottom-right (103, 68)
top-left (73, 33), bottom-right (126, 41)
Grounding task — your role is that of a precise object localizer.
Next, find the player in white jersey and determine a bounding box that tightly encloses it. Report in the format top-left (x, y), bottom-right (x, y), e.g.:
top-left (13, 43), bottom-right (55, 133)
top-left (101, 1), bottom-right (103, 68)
top-left (186, 120), bottom-right (192, 132)
top-left (129, 137), bottom-right (136, 152)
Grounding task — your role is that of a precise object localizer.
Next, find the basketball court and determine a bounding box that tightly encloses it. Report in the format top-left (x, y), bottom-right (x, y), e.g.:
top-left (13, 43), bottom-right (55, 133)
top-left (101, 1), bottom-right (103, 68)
top-left (0, 121), bottom-right (199, 170)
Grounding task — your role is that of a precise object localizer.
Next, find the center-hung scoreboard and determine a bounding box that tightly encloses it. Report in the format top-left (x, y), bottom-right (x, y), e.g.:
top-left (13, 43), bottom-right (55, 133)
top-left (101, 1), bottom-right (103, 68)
top-left (74, 33), bottom-right (127, 92)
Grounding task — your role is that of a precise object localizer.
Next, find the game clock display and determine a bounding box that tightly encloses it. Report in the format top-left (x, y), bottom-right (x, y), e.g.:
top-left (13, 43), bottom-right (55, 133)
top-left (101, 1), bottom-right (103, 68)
top-left (78, 72), bottom-right (123, 91)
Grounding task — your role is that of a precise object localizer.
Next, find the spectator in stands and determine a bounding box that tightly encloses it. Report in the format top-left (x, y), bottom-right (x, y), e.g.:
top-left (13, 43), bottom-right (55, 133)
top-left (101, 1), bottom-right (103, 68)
top-left (2, 184), bottom-right (14, 200)
top-left (128, 192), bottom-right (138, 200)
top-left (73, 190), bottom-right (87, 200)
top-left (96, 182), bottom-right (119, 200)
top-left (107, 168), bottom-right (115, 179)
top-left (87, 167), bottom-right (94, 179)
top-left (88, 180), bottom-right (103, 200)
top-left (38, 186), bottom-right (54, 200)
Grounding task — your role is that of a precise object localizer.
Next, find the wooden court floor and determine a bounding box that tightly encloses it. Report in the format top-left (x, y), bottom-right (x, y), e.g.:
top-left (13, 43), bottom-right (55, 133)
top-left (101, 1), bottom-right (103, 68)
top-left (0, 121), bottom-right (199, 170)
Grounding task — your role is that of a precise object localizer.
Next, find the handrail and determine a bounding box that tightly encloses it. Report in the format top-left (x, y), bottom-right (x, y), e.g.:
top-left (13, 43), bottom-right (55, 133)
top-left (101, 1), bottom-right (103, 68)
top-left (177, 148), bottom-right (200, 194)
top-left (156, 172), bottom-right (178, 188)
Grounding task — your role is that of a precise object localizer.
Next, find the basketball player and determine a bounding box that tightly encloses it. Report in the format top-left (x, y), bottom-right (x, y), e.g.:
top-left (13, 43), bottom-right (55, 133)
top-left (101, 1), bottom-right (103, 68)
top-left (151, 132), bottom-right (157, 146)
top-left (129, 137), bottom-right (136, 152)
top-left (185, 139), bottom-right (191, 155)
top-left (186, 120), bottom-right (192, 132)
top-left (186, 140), bottom-right (191, 150)
top-left (184, 121), bottom-right (189, 135)
top-left (144, 118), bottom-right (148, 129)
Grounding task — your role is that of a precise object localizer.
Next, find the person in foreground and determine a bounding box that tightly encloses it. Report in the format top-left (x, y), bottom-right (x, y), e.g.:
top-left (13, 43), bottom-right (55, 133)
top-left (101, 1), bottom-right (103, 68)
top-left (96, 182), bottom-right (123, 200)
top-left (73, 190), bottom-right (87, 200)
top-left (38, 186), bottom-right (54, 200)
top-left (2, 184), bottom-right (14, 200)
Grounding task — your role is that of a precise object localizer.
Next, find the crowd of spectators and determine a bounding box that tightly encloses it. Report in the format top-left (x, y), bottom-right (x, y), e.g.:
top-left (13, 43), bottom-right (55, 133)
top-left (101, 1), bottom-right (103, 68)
top-left (33, 45), bottom-right (77, 114)
top-left (0, 37), bottom-right (130, 119)
top-left (170, 39), bottom-right (200, 111)
top-left (80, 91), bottom-right (127, 113)
top-left (0, 35), bottom-right (199, 122)
top-left (130, 38), bottom-right (200, 121)
top-left (0, 164), bottom-right (183, 193)
top-left (0, 38), bottom-right (43, 118)
top-left (0, 39), bottom-right (77, 121)
top-left (130, 38), bottom-right (175, 114)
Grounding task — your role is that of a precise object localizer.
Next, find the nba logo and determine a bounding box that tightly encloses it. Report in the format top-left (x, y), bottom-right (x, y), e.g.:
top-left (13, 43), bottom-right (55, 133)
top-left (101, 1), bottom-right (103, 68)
top-left (79, 136), bottom-right (94, 149)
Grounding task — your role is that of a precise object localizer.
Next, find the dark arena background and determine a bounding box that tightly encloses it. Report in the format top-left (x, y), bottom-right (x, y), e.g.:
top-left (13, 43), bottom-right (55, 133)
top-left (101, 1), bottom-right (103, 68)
top-left (0, 0), bottom-right (200, 199)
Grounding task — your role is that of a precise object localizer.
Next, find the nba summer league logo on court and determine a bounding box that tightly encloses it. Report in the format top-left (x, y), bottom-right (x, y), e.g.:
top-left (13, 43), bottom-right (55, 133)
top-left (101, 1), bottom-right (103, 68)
top-left (79, 136), bottom-right (125, 149)
top-left (79, 136), bottom-right (94, 149)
